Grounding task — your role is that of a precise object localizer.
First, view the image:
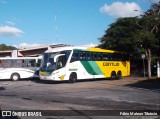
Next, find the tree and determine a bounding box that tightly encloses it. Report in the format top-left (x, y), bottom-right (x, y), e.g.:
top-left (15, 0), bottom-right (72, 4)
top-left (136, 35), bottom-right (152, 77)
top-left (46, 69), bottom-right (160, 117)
top-left (0, 44), bottom-right (17, 51)
top-left (99, 2), bottom-right (160, 79)
top-left (135, 2), bottom-right (160, 78)
top-left (99, 17), bottom-right (142, 57)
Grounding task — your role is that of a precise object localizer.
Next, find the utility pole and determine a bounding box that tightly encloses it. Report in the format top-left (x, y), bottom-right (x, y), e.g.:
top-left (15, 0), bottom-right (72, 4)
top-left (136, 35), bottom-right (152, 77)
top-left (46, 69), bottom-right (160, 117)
top-left (54, 15), bottom-right (58, 43)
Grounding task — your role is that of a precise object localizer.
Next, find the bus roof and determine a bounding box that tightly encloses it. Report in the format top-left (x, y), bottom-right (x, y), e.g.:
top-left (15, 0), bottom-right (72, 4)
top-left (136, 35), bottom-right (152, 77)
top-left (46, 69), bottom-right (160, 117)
top-left (87, 47), bottom-right (115, 53)
top-left (45, 46), bottom-right (115, 53)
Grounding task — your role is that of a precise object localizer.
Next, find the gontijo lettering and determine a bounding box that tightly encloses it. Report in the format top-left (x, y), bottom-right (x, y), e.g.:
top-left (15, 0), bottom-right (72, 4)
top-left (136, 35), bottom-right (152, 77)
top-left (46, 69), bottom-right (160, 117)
top-left (103, 62), bottom-right (119, 66)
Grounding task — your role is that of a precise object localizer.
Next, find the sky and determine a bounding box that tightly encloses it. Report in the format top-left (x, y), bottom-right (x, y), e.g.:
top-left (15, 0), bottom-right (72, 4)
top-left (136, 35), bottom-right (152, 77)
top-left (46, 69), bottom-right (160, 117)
top-left (0, 0), bottom-right (155, 49)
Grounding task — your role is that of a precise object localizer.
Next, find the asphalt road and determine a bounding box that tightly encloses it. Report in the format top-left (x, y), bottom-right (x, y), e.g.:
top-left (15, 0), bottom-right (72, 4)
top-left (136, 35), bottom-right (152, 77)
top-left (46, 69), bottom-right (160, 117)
top-left (0, 77), bottom-right (160, 119)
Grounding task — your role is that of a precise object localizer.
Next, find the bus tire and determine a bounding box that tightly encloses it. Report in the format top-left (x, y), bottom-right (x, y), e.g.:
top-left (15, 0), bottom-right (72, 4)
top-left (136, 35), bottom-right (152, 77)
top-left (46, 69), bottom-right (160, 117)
top-left (69, 73), bottom-right (77, 83)
top-left (110, 71), bottom-right (116, 80)
top-left (116, 71), bottom-right (122, 80)
top-left (11, 73), bottom-right (20, 81)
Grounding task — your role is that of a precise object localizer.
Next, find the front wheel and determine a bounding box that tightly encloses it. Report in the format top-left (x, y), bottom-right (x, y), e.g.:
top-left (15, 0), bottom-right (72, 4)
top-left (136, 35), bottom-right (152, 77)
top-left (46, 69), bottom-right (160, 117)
top-left (11, 73), bottom-right (20, 81)
top-left (69, 73), bottom-right (77, 83)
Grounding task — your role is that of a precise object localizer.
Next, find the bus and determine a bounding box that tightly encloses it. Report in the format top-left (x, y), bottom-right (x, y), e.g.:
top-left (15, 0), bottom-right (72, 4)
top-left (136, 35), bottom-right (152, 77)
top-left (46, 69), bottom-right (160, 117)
top-left (0, 57), bottom-right (41, 81)
top-left (39, 47), bottom-right (130, 82)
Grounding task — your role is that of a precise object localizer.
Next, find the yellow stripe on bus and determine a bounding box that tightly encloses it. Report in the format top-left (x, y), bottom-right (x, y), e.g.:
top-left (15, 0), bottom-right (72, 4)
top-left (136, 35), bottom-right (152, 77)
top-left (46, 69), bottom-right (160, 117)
top-left (87, 48), bottom-right (115, 53)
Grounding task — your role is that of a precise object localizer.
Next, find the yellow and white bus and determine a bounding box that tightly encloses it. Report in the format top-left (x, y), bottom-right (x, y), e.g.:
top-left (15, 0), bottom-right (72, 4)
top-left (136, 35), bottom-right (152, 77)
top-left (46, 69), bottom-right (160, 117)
top-left (39, 47), bottom-right (130, 82)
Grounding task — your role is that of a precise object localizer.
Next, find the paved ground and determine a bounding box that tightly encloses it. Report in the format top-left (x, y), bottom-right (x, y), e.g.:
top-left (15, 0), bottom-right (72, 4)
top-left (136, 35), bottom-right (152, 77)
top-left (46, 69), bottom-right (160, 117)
top-left (0, 77), bottom-right (160, 119)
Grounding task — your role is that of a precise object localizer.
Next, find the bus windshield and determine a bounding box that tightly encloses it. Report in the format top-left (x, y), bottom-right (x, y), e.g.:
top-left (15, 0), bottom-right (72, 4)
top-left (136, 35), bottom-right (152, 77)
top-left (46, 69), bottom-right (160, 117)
top-left (40, 53), bottom-right (57, 72)
top-left (40, 50), bottom-right (71, 72)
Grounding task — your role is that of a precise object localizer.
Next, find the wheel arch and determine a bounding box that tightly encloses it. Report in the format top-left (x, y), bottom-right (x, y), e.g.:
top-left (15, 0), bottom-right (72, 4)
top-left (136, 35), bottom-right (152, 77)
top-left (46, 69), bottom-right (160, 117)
top-left (110, 71), bottom-right (116, 80)
top-left (116, 70), bottom-right (122, 80)
top-left (70, 72), bottom-right (77, 78)
top-left (69, 72), bottom-right (77, 83)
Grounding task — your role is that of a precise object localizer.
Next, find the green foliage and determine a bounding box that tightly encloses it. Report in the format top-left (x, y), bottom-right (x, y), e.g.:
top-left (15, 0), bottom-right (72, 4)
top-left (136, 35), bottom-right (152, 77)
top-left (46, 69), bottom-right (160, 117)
top-left (137, 2), bottom-right (160, 57)
top-left (99, 17), bottom-right (141, 57)
top-left (0, 44), bottom-right (17, 51)
top-left (99, 2), bottom-right (160, 59)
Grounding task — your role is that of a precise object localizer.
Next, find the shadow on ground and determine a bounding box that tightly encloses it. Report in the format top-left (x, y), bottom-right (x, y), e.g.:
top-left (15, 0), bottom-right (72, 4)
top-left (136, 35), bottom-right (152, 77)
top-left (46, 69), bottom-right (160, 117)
top-left (31, 78), bottom-right (112, 85)
top-left (126, 78), bottom-right (160, 91)
top-left (0, 87), bottom-right (5, 90)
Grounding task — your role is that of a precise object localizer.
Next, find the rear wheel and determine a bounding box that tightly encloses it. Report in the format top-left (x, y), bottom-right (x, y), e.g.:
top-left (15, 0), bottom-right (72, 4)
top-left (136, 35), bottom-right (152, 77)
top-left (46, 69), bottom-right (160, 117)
top-left (69, 73), bottom-right (77, 83)
top-left (110, 71), bottom-right (116, 80)
top-left (116, 71), bottom-right (122, 80)
top-left (11, 73), bottom-right (20, 81)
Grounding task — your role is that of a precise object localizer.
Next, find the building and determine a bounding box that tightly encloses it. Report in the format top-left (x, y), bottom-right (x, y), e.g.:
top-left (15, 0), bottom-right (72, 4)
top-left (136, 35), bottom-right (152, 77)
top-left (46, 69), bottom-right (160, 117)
top-left (0, 44), bottom-right (69, 57)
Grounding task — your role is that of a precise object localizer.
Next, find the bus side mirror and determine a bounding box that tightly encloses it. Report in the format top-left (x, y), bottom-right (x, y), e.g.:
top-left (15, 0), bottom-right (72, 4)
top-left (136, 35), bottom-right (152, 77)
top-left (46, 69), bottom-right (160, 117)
top-left (54, 54), bottom-right (65, 62)
top-left (54, 57), bottom-right (57, 62)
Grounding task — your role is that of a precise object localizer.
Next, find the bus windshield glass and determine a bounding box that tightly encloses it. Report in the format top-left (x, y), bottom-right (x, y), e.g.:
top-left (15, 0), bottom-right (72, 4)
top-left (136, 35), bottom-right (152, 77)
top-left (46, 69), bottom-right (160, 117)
top-left (40, 50), bottom-right (71, 72)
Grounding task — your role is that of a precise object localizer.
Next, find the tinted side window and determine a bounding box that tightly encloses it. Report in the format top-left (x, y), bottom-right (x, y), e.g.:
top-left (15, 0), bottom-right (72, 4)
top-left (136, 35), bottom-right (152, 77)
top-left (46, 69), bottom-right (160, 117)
top-left (70, 52), bottom-right (79, 62)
